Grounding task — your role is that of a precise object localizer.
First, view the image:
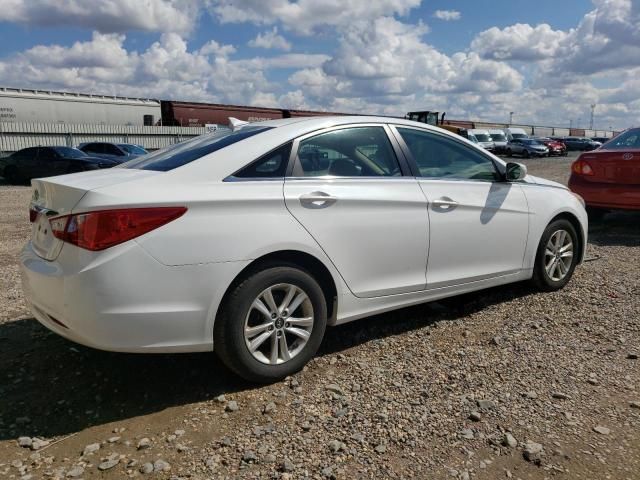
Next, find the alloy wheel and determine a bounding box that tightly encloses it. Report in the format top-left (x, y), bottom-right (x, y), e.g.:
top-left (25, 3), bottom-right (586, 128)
top-left (243, 283), bottom-right (314, 365)
top-left (544, 230), bottom-right (574, 281)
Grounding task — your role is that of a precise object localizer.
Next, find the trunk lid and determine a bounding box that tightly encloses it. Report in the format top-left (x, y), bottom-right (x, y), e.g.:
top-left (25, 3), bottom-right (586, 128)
top-left (30, 169), bottom-right (160, 260)
top-left (580, 149), bottom-right (640, 184)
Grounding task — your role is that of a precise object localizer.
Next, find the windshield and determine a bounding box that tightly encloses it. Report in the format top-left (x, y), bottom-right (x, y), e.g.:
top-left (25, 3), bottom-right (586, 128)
top-left (511, 133), bottom-right (528, 139)
top-left (521, 139), bottom-right (541, 145)
top-left (604, 129), bottom-right (640, 150)
top-left (118, 144), bottom-right (148, 155)
top-left (123, 126), bottom-right (272, 171)
top-left (490, 134), bottom-right (506, 141)
top-left (474, 134), bottom-right (492, 142)
top-left (53, 147), bottom-right (87, 158)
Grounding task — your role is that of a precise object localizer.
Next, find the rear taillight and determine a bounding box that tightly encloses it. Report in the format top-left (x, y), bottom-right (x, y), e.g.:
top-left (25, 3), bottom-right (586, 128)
top-left (49, 207), bottom-right (187, 251)
top-left (572, 159), bottom-right (594, 176)
top-left (29, 207), bottom-right (39, 223)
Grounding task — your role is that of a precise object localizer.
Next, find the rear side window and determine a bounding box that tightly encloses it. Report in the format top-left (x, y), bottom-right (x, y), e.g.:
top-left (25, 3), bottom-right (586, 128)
top-left (123, 126), bottom-right (272, 172)
top-left (234, 143), bottom-right (292, 178)
top-left (294, 126), bottom-right (401, 177)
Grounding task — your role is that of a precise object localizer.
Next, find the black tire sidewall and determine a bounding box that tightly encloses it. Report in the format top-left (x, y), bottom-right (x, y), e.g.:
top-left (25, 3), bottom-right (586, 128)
top-left (215, 266), bottom-right (327, 383)
top-left (533, 219), bottom-right (579, 291)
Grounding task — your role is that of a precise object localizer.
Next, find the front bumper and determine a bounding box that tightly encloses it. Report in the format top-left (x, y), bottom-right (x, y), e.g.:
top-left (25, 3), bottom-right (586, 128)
top-left (21, 240), bottom-right (249, 352)
top-left (568, 175), bottom-right (640, 211)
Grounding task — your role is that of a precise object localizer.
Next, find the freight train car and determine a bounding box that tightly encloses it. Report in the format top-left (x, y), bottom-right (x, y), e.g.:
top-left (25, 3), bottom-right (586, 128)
top-left (0, 87), bottom-right (161, 125)
top-left (160, 101), bottom-right (340, 126)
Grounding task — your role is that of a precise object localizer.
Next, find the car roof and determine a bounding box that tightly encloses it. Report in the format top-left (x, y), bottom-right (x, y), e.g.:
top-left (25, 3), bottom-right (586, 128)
top-left (155, 115), bottom-right (506, 183)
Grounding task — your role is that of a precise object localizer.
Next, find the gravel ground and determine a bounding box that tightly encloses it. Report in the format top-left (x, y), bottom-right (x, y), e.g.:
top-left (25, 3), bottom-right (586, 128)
top-left (1, 155), bottom-right (639, 480)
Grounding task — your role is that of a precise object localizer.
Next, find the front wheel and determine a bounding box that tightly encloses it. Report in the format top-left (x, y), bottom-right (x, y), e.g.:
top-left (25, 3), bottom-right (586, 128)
top-left (214, 265), bottom-right (327, 383)
top-left (523, 150), bottom-right (531, 158)
top-left (531, 219), bottom-right (579, 291)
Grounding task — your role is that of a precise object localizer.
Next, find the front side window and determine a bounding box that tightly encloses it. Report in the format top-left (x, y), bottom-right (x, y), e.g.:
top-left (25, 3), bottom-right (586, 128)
top-left (295, 126), bottom-right (401, 177)
top-left (397, 127), bottom-right (499, 181)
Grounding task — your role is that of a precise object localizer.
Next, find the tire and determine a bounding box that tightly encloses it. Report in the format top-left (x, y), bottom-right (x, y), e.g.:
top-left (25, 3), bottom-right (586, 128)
top-left (3, 166), bottom-right (20, 185)
top-left (531, 219), bottom-right (579, 291)
top-left (506, 149), bottom-right (513, 157)
top-left (214, 265), bottom-right (327, 383)
top-left (523, 150), bottom-right (530, 159)
top-left (586, 206), bottom-right (607, 222)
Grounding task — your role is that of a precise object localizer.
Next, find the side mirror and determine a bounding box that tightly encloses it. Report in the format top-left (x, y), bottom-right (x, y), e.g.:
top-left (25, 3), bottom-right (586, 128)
top-left (505, 162), bottom-right (527, 181)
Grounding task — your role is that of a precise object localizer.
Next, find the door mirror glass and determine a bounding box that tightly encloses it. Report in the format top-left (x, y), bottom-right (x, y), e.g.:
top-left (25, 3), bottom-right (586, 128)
top-left (505, 162), bottom-right (527, 181)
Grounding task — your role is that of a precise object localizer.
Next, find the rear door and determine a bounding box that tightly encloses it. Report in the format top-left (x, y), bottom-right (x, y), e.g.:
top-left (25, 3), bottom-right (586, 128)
top-left (284, 124), bottom-right (430, 298)
top-left (393, 126), bottom-right (529, 288)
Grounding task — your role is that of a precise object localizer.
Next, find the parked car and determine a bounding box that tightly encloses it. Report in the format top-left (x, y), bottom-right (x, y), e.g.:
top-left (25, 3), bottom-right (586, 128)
top-left (467, 129), bottom-right (495, 151)
top-left (489, 129), bottom-right (508, 153)
top-left (562, 137), bottom-right (601, 151)
top-left (591, 137), bottom-right (610, 144)
top-left (533, 137), bottom-right (568, 156)
top-left (503, 127), bottom-right (529, 141)
top-left (506, 138), bottom-right (549, 158)
top-left (22, 116), bottom-right (587, 382)
top-left (78, 142), bottom-right (148, 162)
top-left (569, 127), bottom-right (640, 219)
top-left (0, 146), bottom-right (119, 184)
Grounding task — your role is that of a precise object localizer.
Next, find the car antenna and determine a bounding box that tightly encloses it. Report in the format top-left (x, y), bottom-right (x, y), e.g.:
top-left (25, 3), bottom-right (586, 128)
top-left (228, 117), bottom-right (250, 131)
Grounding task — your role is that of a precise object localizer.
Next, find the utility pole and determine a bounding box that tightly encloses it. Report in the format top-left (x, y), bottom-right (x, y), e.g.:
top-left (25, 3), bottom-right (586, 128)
top-left (589, 104), bottom-right (596, 130)
top-left (570, 119), bottom-right (573, 129)
top-left (509, 112), bottom-right (514, 124)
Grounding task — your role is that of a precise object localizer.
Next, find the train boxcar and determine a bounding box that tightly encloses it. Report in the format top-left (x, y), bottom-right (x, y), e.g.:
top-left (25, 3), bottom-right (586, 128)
top-left (161, 101), bottom-right (285, 126)
top-left (0, 87), bottom-right (161, 125)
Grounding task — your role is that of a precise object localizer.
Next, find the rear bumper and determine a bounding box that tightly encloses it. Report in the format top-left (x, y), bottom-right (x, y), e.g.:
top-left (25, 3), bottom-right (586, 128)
top-left (568, 175), bottom-right (640, 210)
top-left (20, 240), bottom-right (249, 353)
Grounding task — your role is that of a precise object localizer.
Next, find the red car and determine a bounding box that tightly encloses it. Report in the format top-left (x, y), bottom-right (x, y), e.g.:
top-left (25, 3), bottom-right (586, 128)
top-left (568, 127), bottom-right (640, 218)
top-left (534, 137), bottom-right (567, 156)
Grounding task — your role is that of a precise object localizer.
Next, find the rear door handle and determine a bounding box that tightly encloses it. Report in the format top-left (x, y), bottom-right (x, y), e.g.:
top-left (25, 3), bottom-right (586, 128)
top-left (300, 191), bottom-right (337, 209)
top-left (432, 197), bottom-right (459, 209)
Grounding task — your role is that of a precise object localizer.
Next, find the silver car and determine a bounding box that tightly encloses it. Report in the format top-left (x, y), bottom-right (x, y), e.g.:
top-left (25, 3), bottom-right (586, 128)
top-left (506, 138), bottom-right (549, 158)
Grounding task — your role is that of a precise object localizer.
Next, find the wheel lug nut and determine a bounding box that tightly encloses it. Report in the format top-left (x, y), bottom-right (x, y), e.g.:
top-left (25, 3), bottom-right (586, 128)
top-left (271, 313), bottom-right (277, 319)
top-left (285, 322), bottom-right (290, 328)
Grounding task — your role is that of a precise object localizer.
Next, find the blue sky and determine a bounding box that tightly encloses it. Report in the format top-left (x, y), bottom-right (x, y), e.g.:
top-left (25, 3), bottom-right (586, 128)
top-left (0, 1), bottom-right (638, 129)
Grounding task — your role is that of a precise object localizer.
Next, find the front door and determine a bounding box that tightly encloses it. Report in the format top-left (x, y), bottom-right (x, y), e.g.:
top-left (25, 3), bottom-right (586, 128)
top-left (393, 126), bottom-right (529, 288)
top-left (284, 125), bottom-right (430, 298)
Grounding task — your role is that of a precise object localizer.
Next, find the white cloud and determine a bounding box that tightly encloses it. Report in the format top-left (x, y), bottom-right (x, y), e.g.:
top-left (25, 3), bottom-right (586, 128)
top-left (433, 10), bottom-right (461, 21)
top-left (207, 0), bottom-right (422, 35)
top-left (248, 27), bottom-right (292, 51)
top-left (471, 23), bottom-right (568, 61)
top-left (0, 32), bottom-right (272, 104)
top-left (0, 0), bottom-right (198, 34)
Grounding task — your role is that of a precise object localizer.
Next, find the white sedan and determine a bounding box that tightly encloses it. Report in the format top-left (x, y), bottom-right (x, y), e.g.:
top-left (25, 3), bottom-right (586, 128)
top-left (21, 116), bottom-right (587, 382)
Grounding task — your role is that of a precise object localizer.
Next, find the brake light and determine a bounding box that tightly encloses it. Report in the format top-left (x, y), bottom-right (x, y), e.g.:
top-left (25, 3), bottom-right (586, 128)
top-left (49, 207), bottom-right (187, 251)
top-left (572, 159), bottom-right (594, 176)
top-left (29, 207), bottom-right (39, 223)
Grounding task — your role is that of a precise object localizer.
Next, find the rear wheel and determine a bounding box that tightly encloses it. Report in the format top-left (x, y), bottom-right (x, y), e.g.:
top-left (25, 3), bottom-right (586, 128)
top-left (506, 149), bottom-right (513, 157)
top-left (531, 219), bottom-right (579, 291)
top-left (3, 166), bottom-right (20, 184)
top-left (214, 265), bottom-right (327, 383)
top-left (523, 150), bottom-right (530, 159)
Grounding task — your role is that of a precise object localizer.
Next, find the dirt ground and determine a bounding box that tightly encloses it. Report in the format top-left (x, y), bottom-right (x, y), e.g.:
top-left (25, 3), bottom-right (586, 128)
top-left (0, 154), bottom-right (639, 480)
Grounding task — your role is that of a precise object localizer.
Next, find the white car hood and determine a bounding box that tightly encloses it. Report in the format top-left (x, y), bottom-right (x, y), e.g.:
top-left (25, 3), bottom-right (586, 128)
top-left (523, 175), bottom-right (566, 190)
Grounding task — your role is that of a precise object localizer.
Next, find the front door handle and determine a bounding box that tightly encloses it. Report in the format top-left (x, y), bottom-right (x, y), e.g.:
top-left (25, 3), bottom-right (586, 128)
top-left (432, 197), bottom-right (459, 210)
top-left (299, 191), bottom-right (338, 209)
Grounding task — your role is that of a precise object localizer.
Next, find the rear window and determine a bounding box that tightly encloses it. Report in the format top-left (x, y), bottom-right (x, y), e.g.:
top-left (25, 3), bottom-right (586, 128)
top-left (605, 129), bottom-right (640, 150)
top-left (123, 126), bottom-right (272, 171)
